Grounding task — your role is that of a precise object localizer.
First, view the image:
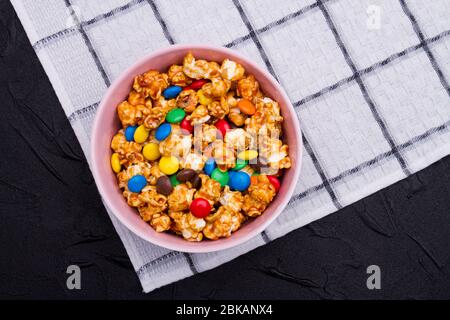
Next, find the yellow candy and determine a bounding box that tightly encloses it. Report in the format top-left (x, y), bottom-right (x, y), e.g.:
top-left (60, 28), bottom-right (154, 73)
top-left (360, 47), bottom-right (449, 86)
top-left (134, 125), bottom-right (150, 143)
top-left (159, 156), bottom-right (179, 175)
top-left (197, 89), bottom-right (212, 106)
top-left (110, 153), bottom-right (121, 173)
top-left (143, 142), bottom-right (160, 161)
top-left (238, 150), bottom-right (258, 161)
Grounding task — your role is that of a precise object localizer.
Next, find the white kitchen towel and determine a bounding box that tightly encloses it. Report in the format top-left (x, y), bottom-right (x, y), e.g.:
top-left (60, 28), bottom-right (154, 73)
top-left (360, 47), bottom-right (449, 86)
top-left (11, 0), bottom-right (450, 293)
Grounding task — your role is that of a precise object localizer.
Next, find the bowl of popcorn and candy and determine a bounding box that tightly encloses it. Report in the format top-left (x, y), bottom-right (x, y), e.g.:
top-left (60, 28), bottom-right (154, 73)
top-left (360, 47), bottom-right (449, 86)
top-left (91, 45), bottom-right (302, 252)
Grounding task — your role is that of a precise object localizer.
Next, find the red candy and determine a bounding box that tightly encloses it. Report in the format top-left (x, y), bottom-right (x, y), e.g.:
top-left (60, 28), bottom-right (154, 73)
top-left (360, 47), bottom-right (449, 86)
top-left (183, 79), bottom-right (209, 91)
top-left (267, 175), bottom-right (280, 193)
top-left (180, 118), bottom-right (194, 134)
top-left (215, 119), bottom-right (231, 139)
top-left (190, 198), bottom-right (211, 218)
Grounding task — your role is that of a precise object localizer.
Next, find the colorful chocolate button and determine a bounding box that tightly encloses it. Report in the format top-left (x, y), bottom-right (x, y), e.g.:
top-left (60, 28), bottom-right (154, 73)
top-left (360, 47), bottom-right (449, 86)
top-left (110, 153), bottom-right (121, 173)
top-left (158, 156), bottom-right (179, 175)
top-left (142, 142), bottom-right (160, 161)
top-left (237, 98), bottom-right (256, 115)
top-left (166, 108), bottom-right (186, 124)
top-left (134, 125), bottom-right (150, 143)
top-left (128, 175), bottom-right (147, 193)
top-left (211, 168), bottom-right (229, 187)
top-left (169, 174), bottom-right (181, 186)
top-left (180, 118), bottom-right (194, 134)
top-left (190, 198), bottom-right (211, 218)
top-left (231, 158), bottom-right (248, 171)
top-left (267, 175), bottom-right (280, 193)
top-left (156, 176), bottom-right (173, 196)
top-left (204, 158), bottom-right (216, 176)
top-left (184, 79), bottom-right (208, 91)
top-left (238, 149), bottom-right (258, 161)
top-left (215, 119), bottom-right (231, 138)
top-left (162, 85), bottom-right (182, 99)
top-left (155, 123), bottom-right (172, 141)
top-left (125, 125), bottom-right (137, 141)
top-left (228, 171), bottom-right (250, 192)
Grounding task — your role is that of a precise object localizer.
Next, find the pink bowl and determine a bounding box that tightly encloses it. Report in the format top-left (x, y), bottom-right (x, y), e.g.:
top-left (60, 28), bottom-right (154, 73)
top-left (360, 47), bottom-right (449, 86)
top-left (90, 44), bottom-right (302, 253)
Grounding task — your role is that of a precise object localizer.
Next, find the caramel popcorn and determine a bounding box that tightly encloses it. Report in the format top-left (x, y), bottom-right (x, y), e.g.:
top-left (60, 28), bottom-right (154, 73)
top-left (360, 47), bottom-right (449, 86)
top-left (202, 77), bottom-right (231, 98)
top-left (111, 131), bottom-right (142, 157)
top-left (242, 175), bottom-right (276, 217)
top-left (133, 70), bottom-right (169, 100)
top-left (186, 104), bottom-right (210, 125)
top-left (176, 89), bottom-right (198, 113)
top-left (183, 52), bottom-right (221, 80)
top-left (237, 75), bottom-right (260, 101)
top-left (110, 52), bottom-right (291, 241)
top-left (212, 140), bottom-right (236, 171)
top-left (158, 126), bottom-right (192, 157)
top-left (220, 59), bottom-right (245, 81)
top-left (170, 211), bottom-right (205, 241)
top-left (194, 174), bottom-right (221, 206)
top-left (168, 184), bottom-right (195, 212)
top-left (168, 64), bottom-right (191, 87)
top-left (203, 206), bottom-right (245, 240)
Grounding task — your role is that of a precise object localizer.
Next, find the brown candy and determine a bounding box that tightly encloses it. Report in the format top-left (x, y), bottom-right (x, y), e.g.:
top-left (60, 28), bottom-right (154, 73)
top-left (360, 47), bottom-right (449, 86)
top-left (176, 169), bottom-right (197, 182)
top-left (156, 176), bottom-right (173, 196)
top-left (250, 157), bottom-right (269, 173)
top-left (191, 174), bottom-right (202, 190)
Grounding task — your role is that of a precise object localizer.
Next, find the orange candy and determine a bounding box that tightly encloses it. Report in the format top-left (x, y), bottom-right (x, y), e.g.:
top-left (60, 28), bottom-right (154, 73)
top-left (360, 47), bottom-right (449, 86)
top-left (237, 98), bottom-right (256, 115)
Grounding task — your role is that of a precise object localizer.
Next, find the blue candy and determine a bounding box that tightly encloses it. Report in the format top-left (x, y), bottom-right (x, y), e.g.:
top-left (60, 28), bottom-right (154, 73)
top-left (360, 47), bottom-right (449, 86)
top-left (128, 175), bottom-right (147, 193)
top-left (155, 123), bottom-right (172, 141)
top-left (204, 158), bottom-right (216, 176)
top-left (228, 171), bottom-right (250, 192)
top-left (125, 125), bottom-right (137, 141)
top-left (162, 85), bottom-right (182, 99)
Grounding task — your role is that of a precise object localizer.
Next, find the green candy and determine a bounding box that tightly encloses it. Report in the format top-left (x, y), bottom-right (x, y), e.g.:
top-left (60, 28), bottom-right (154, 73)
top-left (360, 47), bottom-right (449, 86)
top-left (169, 174), bottom-right (181, 186)
top-left (166, 108), bottom-right (186, 123)
top-left (231, 158), bottom-right (248, 171)
top-left (211, 168), bottom-right (229, 187)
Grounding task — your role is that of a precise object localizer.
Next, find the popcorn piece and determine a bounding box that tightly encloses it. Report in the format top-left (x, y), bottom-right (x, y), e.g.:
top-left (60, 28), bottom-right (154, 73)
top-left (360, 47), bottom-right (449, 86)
top-left (203, 206), bottom-right (245, 240)
top-left (228, 107), bottom-right (246, 127)
top-left (128, 90), bottom-right (152, 108)
top-left (176, 89), bottom-right (198, 113)
top-left (224, 128), bottom-right (252, 152)
top-left (202, 77), bottom-right (231, 98)
top-left (237, 75), bottom-right (261, 101)
top-left (220, 59), bottom-right (245, 81)
top-left (137, 186), bottom-right (168, 213)
top-left (242, 175), bottom-right (275, 217)
top-left (133, 70), bottom-right (169, 100)
top-left (194, 174), bottom-right (221, 206)
top-left (116, 161), bottom-right (152, 189)
top-left (111, 131), bottom-right (142, 158)
top-left (183, 52), bottom-right (221, 80)
top-left (193, 124), bottom-right (217, 153)
top-left (158, 126), bottom-right (192, 157)
top-left (212, 140), bottom-right (236, 171)
top-left (143, 97), bottom-right (176, 129)
top-left (170, 211), bottom-right (206, 242)
top-left (168, 184), bottom-right (195, 212)
top-left (186, 104), bottom-right (210, 125)
top-left (207, 100), bottom-right (228, 119)
top-left (219, 186), bottom-right (244, 214)
top-left (168, 64), bottom-right (191, 87)
top-left (180, 153), bottom-right (206, 171)
top-left (117, 101), bottom-right (137, 127)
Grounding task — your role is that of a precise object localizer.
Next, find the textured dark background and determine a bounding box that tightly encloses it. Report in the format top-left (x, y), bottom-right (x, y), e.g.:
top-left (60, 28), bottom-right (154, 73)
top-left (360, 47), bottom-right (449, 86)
top-left (1, 0), bottom-right (449, 300)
